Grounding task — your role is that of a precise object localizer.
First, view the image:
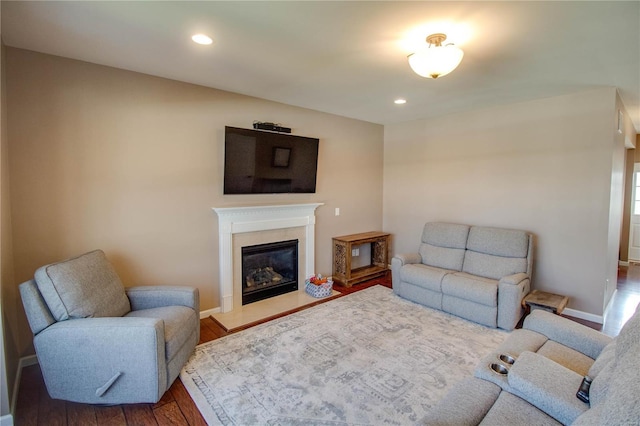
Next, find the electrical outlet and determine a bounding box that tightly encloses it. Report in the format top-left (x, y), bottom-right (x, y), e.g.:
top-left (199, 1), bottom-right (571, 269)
top-left (335, 207), bottom-right (340, 216)
top-left (352, 248), bottom-right (359, 256)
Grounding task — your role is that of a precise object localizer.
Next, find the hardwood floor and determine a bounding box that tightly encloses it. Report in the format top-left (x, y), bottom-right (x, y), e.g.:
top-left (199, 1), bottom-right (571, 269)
top-left (13, 276), bottom-right (392, 426)
top-left (13, 267), bottom-right (640, 425)
top-left (603, 263), bottom-right (640, 335)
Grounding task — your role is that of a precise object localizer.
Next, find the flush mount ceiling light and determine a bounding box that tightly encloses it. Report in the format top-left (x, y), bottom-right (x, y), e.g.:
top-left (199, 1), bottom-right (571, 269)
top-left (408, 33), bottom-right (464, 79)
top-left (191, 34), bottom-right (213, 45)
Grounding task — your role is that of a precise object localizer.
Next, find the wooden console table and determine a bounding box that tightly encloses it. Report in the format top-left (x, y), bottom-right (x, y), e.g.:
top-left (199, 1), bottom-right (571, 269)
top-left (332, 231), bottom-right (390, 287)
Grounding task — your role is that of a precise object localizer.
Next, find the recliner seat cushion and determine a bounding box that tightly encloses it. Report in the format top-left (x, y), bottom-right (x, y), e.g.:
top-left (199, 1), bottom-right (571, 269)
top-left (399, 264), bottom-right (450, 292)
top-left (126, 306), bottom-right (197, 362)
top-left (35, 250), bottom-right (131, 321)
top-left (536, 340), bottom-right (593, 376)
top-left (441, 272), bottom-right (497, 306)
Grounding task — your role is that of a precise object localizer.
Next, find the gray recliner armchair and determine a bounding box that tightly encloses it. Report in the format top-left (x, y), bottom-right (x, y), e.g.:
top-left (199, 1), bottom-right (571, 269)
top-left (19, 249), bottom-right (200, 404)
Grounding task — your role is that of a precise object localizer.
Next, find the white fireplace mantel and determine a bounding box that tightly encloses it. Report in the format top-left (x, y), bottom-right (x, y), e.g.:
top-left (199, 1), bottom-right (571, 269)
top-left (212, 203), bottom-right (323, 313)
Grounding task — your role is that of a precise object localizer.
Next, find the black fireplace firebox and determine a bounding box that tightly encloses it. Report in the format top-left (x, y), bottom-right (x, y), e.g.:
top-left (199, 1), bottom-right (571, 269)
top-left (241, 239), bottom-right (298, 305)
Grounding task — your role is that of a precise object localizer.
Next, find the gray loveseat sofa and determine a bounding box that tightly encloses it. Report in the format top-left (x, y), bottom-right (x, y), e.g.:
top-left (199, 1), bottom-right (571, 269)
top-left (425, 304), bottom-right (640, 425)
top-left (391, 222), bottom-right (533, 330)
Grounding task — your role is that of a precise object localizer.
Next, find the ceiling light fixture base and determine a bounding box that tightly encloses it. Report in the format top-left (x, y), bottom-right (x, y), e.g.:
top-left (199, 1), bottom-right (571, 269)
top-left (426, 33), bottom-right (447, 46)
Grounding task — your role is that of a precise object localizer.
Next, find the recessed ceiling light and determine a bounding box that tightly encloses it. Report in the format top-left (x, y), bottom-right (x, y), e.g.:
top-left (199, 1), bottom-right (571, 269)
top-left (192, 34), bottom-right (213, 45)
top-left (394, 99), bottom-right (407, 105)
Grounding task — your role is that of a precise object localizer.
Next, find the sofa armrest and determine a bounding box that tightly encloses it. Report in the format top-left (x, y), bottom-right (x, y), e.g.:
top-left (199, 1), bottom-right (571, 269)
top-left (391, 253), bottom-right (422, 266)
top-left (523, 310), bottom-right (612, 359)
top-left (499, 272), bottom-right (529, 286)
top-left (126, 286), bottom-right (199, 312)
top-left (497, 273), bottom-right (530, 330)
top-left (34, 317), bottom-right (166, 404)
top-left (508, 351), bottom-right (589, 425)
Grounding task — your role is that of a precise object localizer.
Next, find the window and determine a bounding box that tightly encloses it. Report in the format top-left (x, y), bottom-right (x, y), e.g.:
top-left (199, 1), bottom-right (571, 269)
top-left (634, 172), bottom-right (640, 215)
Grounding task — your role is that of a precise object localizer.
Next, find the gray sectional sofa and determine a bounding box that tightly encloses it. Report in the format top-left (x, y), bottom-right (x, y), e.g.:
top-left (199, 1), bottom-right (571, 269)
top-left (391, 222), bottom-right (533, 330)
top-left (425, 304), bottom-right (640, 425)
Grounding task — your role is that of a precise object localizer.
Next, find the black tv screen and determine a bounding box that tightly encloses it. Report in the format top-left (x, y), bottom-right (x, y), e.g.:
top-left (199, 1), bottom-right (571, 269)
top-left (224, 126), bottom-right (319, 194)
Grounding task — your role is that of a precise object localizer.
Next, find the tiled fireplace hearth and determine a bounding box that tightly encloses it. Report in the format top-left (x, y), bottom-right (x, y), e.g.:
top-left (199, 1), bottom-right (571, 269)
top-left (212, 203), bottom-right (323, 313)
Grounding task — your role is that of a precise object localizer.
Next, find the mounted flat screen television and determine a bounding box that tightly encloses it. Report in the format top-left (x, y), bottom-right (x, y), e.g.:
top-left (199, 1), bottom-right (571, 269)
top-left (224, 126), bottom-right (319, 194)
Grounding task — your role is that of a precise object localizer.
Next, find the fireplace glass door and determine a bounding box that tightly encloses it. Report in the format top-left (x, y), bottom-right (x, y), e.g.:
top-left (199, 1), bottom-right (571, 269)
top-left (241, 239), bottom-right (298, 305)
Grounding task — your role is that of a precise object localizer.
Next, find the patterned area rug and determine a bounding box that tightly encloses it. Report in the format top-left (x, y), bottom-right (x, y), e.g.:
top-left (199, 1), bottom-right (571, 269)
top-left (180, 285), bottom-right (508, 425)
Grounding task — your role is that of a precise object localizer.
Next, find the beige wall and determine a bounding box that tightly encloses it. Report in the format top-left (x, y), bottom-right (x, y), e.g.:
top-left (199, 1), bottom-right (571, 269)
top-left (5, 48), bottom-right (384, 356)
top-left (384, 88), bottom-right (623, 317)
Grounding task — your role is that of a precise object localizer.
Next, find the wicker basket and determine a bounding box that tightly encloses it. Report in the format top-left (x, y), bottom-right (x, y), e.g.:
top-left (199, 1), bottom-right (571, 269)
top-left (305, 279), bottom-right (333, 298)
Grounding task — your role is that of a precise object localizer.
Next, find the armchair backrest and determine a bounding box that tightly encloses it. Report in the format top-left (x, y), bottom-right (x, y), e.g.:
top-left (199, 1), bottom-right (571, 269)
top-left (33, 249), bottom-right (131, 321)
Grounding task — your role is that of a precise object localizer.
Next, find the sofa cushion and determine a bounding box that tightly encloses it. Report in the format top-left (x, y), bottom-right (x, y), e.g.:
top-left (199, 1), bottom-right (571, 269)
top-left (508, 351), bottom-right (587, 425)
top-left (593, 349), bottom-right (640, 424)
top-left (462, 251), bottom-right (528, 281)
top-left (492, 329), bottom-right (549, 358)
top-left (523, 310), bottom-right (612, 360)
top-left (591, 307), bottom-right (640, 421)
top-left (419, 223), bottom-right (469, 271)
top-left (422, 222), bottom-right (470, 248)
top-left (441, 272), bottom-right (497, 306)
top-left (423, 377), bottom-right (501, 425)
top-left (466, 226), bottom-right (530, 258)
top-left (462, 226), bottom-right (530, 280)
top-left (589, 355), bottom-right (615, 408)
top-left (614, 301), bottom-right (640, 357)
top-left (419, 244), bottom-right (466, 271)
top-left (536, 340), bottom-right (594, 376)
top-left (588, 340), bottom-right (616, 379)
top-left (480, 390), bottom-right (561, 426)
top-left (399, 264), bottom-right (449, 292)
top-left (35, 250), bottom-right (131, 321)
top-left (443, 296), bottom-right (497, 328)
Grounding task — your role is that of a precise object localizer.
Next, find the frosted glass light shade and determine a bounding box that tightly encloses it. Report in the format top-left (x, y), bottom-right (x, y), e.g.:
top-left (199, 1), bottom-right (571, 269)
top-left (408, 44), bottom-right (464, 79)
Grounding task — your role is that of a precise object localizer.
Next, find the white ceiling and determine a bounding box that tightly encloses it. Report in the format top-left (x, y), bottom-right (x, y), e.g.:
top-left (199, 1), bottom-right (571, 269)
top-left (2, 1), bottom-right (639, 131)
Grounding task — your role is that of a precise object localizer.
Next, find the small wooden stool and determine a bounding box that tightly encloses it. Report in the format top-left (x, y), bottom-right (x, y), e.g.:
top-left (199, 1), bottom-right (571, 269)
top-left (522, 289), bottom-right (569, 314)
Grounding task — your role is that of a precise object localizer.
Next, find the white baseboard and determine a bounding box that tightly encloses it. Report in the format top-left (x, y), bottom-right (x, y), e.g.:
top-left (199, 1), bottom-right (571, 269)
top-left (200, 307), bottom-right (220, 319)
top-left (562, 308), bottom-right (604, 325)
top-left (0, 414), bottom-right (14, 426)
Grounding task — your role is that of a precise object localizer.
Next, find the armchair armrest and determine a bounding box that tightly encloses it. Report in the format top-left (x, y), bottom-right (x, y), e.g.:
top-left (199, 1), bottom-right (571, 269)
top-left (508, 351), bottom-right (588, 425)
top-left (126, 286), bottom-right (199, 312)
top-left (34, 317), bottom-right (167, 404)
top-left (524, 310), bottom-right (612, 359)
top-left (392, 253), bottom-right (422, 266)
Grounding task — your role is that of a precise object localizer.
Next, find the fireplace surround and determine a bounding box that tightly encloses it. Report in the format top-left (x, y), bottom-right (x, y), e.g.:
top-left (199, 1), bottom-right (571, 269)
top-left (213, 203), bottom-right (323, 313)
